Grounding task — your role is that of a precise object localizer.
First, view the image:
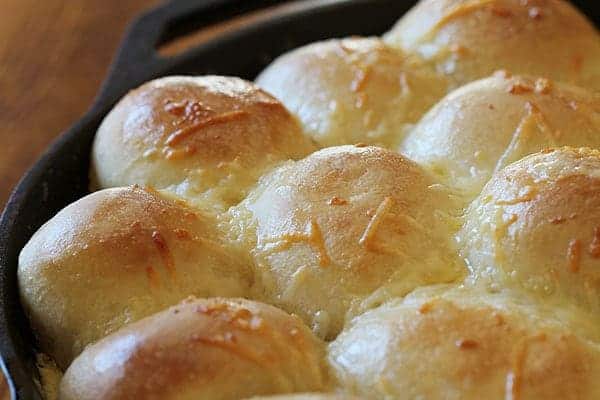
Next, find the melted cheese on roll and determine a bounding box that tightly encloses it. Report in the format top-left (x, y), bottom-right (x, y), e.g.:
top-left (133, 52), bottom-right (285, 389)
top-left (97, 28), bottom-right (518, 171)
top-left (230, 145), bottom-right (463, 339)
top-left (91, 76), bottom-right (316, 210)
top-left (401, 74), bottom-right (600, 197)
top-left (329, 285), bottom-right (600, 400)
top-left (460, 147), bottom-right (600, 311)
top-left (385, 0), bottom-right (600, 89)
top-left (256, 37), bottom-right (447, 148)
top-left (59, 298), bottom-right (328, 400)
top-left (19, 186), bottom-right (251, 368)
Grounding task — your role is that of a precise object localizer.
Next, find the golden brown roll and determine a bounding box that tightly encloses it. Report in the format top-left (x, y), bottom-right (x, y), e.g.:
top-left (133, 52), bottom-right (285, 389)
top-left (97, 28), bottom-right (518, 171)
top-left (18, 186), bottom-right (252, 369)
top-left (230, 145), bottom-right (463, 339)
top-left (459, 147), bottom-right (600, 311)
top-left (91, 75), bottom-right (316, 210)
top-left (328, 285), bottom-right (600, 400)
top-left (59, 297), bottom-right (328, 400)
top-left (400, 73), bottom-right (600, 196)
top-left (384, 0), bottom-right (600, 90)
top-left (256, 37), bottom-right (447, 148)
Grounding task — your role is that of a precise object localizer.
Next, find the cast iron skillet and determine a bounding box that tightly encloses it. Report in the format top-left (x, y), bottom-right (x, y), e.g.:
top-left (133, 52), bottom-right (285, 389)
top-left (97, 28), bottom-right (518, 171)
top-left (0, 0), bottom-right (598, 398)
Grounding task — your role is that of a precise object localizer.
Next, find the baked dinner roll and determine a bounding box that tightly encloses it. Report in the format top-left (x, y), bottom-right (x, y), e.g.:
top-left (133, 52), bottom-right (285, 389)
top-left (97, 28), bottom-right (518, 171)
top-left (60, 297), bottom-right (328, 400)
top-left (256, 37), bottom-right (447, 148)
top-left (328, 285), bottom-right (600, 400)
top-left (400, 74), bottom-right (600, 196)
top-left (18, 186), bottom-right (251, 369)
top-left (459, 147), bottom-right (600, 311)
top-left (384, 0), bottom-right (600, 90)
top-left (91, 75), bottom-right (316, 210)
top-left (231, 145), bottom-right (463, 339)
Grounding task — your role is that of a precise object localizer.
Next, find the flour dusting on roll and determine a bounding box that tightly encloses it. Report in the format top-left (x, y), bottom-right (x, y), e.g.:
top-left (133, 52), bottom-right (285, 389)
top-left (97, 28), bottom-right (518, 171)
top-left (257, 37), bottom-right (447, 148)
top-left (384, 0), bottom-right (600, 90)
top-left (230, 145), bottom-right (463, 339)
top-left (91, 76), bottom-right (316, 210)
top-left (60, 298), bottom-right (328, 400)
top-left (18, 186), bottom-right (251, 368)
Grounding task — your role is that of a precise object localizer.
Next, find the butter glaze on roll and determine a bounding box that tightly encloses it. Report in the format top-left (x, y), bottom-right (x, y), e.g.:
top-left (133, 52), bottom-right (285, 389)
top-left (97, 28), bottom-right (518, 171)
top-left (91, 76), bottom-right (316, 210)
top-left (59, 298), bottom-right (328, 400)
top-left (459, 147), bottom-right (600, 311)
top-left (401, 73), bottom-right (600, 196)
top-left (329, 285), bottom-right (600, 400)
top-left (230, 145), bottom-right (463, 339)
top-left (18, 186), bottom-right (251, 368)
top-left (256, 37), bottom-right (447, 148)
top-left (384, 0), bottom-right (600, 90)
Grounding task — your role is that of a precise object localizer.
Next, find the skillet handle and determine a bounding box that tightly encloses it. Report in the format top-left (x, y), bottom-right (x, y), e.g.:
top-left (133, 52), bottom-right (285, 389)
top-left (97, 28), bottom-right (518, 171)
top-left (93, 0), bottom-right (286, 109)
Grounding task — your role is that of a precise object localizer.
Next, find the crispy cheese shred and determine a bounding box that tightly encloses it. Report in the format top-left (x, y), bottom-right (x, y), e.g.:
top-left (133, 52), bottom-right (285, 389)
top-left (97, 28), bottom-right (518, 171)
top-left (359, 196), bottom-right (394, 251)
top-left (567, 239), bottom-right (582, 273)
top-left (589, 227), bottom-right (600, 258)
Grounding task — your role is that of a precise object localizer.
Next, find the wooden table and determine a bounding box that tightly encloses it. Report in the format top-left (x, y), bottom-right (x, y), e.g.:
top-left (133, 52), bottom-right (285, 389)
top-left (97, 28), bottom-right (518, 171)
top-left (0, 0), bottom-right (159, 208)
